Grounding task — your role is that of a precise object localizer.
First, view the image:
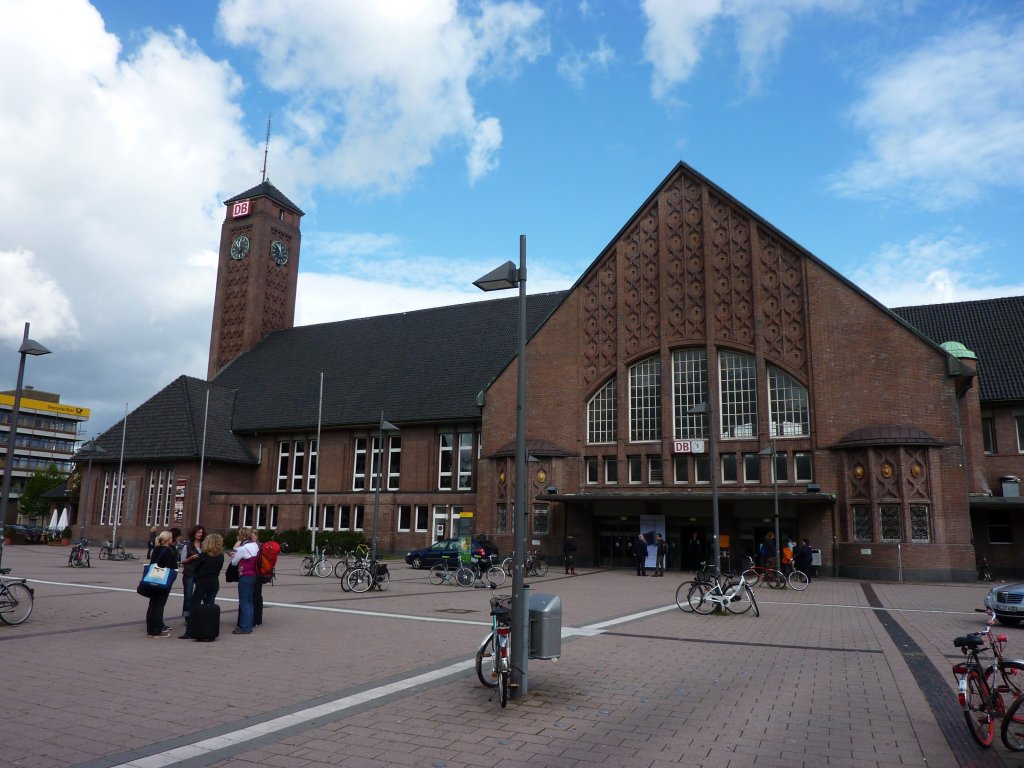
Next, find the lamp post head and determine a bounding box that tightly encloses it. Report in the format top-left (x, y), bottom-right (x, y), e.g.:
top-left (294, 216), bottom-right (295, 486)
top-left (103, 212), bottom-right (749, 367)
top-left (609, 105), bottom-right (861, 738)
top-left (19, 338), bottom-right (51, 357)
top-left (380, 419), bottom-right (400, 433)
top-left (473, 261), bottom-right (519, 292)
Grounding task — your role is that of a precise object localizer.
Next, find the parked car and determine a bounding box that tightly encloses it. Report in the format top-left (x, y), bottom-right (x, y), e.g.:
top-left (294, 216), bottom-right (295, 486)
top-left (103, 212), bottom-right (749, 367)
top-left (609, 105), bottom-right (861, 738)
top-left (984, 582), bottom-right (1024, 626)
top-left (405, 538), bottom-right (499, 569)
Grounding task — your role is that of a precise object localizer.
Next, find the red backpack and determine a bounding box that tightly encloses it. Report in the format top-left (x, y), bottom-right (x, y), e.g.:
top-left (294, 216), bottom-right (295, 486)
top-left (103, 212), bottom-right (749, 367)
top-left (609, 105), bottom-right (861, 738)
top-left (257, 541), bottom-right (281, 584)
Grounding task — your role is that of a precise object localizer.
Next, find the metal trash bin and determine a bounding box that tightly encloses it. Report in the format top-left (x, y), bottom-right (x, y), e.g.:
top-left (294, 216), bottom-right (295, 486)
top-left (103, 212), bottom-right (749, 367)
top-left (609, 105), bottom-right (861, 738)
top-left (1001, 475), bottom-right (1021, 498)
top-left (528, 592), bottom-right (561, 660)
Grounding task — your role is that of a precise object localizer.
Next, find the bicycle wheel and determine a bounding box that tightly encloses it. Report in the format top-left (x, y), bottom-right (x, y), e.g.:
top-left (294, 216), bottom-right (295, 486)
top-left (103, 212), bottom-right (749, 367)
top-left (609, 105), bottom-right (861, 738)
top-left (746, 583), bottom-right (760, 616)
top-left (455, 567), bottom-right (474, 587)
top-left (114, 546), bottom-right (126, 559)
top-left (788, 570), bottom-right (809, 591)
top-left (764, 570), bottom-right (786, 589)
top-left (533, 558), bottom-right (549, 577)
top-left (690, 582), bottom-right (716, 614)
top-left (300, 557), bottom-right (313, 576)
top-left (348, 568), bottom-right (372, 593)
top-left (486, 566), bottom-right (506, 587)
top-left (1002, 691), bottom-right (1024, 751)
top-left (501, 557), bottom-right (513, 576)
top-left (333, 559), bottom-right (349, 578)
top-left (0, 582), bottom-right (34, 625)
top-left (675, 580), bottom-right (698, 612)
top-left (740, 568), bottom-right (761, 587)
top-left (81, 551), bottom-right (91, 568)
top-left (429, 564), bottom-right (448, 585)
top-left (475, 633), bottom-right (498, 688)
top-left (997, 660), bottom-right (1024, 697)
top-left (339, 566), bottom-right (353, 592)
top-left (314, 559), bottom-right (332, 578)
top-left (98, 547), bottom-right (109, 560)
top-left (725, 582), bottom-right (754, 614)
top-left (964, 669), bottom-right (996, 747)
top-left (375, 571), bottom-right (391, 591)
top-left (497, 668), bottom-right (509, 708)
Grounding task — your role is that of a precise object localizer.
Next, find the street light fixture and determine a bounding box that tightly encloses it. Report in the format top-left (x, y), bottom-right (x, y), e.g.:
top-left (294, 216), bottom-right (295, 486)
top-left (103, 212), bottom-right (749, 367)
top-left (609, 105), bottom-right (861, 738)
top-left (758, 436), bottom-right (781, 570)
top-left (74, 440), bottom-right (108, 540)
top-left (370, 412), bottom-right (399, 564)
top-left (0, 322), bottom-right (53, 570)
top-left (474, 234), bottom-right (529, 699)
top-left (687, 398), bottom-right (720, 574)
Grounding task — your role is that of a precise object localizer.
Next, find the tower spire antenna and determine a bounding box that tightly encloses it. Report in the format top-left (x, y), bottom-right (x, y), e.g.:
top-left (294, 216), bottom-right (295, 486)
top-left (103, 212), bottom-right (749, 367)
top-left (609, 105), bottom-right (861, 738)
top-left (260, 112), bottom-right (272, 183)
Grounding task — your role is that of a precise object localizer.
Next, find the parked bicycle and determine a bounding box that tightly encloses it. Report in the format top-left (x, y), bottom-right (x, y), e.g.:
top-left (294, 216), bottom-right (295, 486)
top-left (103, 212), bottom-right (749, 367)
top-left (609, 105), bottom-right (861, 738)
top-left (474, 585), bottom-right (512, 708)
top-left (952, 609), bottom-right (1024, 748)
top-left (98, 538), bottom-right (139, 561)
top-left (345, 559), bottom-right (390, 592)
top-left (334, 547), bottom-right (369, 590)
top-left (677, 563), bottom-right (759, 616)
top-left (0, 567), bottom-right (34, 625)
top-left (68, 538), bottom-right (90, 568)
top-left (501, 551), bottom-right (548, 577)
top-left (300, 546), bottom-right (333, 577)
top-left (977, 557), bottom-right (995, 582)
top-left (739, 556), bottom-right (785, 589)
top-left (468, 554), bottom-right (506, 587)
top-left (429, 555), bottom-right (474, 587)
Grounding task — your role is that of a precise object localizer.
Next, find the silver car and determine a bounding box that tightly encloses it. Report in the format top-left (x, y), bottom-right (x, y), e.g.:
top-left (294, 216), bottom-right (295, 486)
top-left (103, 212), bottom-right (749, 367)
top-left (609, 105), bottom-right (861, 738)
top-left (984, 582), bottom-right (1024, 626)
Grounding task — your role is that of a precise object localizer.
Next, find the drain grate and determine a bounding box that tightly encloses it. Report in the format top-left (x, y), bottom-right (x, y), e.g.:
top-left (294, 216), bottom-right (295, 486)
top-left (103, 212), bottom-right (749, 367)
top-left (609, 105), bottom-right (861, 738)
top-left (436, 608), bottom-right (478, 615)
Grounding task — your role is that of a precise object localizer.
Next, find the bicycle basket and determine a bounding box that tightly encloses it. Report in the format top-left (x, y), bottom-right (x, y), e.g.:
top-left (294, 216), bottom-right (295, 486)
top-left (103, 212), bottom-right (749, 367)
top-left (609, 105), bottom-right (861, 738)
top-left (490, 594), bottom-right (512, 611)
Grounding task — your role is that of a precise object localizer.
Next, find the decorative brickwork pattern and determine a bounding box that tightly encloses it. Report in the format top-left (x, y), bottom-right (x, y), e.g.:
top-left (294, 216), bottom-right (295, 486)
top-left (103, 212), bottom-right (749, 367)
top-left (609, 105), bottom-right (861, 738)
top-left (877, 448), bottom-right (901, 499)
top-left (758, 229), bottom-right (807, 374)
top-left (581, 252), bottom-right (618, 387)
top-left (708, 194), bottom-right (754, 348)
top-left (261, 229), bottom-right (292, 337)
top-left (663, 172), bottom-right (706, 342)
top-left (621, 204), bottom-right (660, 358)
top-left (904, 448), bottom-right (929, 500)
top-left (218, 232), bottom-right (252, 371)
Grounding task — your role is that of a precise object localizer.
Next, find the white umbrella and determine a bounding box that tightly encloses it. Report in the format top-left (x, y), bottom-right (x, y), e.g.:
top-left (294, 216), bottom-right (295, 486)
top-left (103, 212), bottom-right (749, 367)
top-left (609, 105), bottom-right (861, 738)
top-left (48, 509), bottom-right (59, 530)
top-left (56, 507), bottom-right (69, 531)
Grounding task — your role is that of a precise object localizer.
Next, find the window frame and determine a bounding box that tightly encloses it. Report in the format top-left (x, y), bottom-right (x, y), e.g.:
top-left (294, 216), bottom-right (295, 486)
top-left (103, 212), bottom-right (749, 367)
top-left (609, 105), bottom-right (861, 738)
top-left (629, 356), bottom-right (661, 443)
top-left (587, 378), bottom-right (617, 444)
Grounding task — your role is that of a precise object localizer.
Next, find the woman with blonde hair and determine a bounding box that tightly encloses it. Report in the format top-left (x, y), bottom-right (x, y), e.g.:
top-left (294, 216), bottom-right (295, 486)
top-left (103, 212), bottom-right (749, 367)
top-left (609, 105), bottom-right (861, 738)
top-left (145, 530), bottom-right (179, 637)
top-left (228, 527), bottom-right (260, 634)
top-left (179, 533), bottom-right (225, 640)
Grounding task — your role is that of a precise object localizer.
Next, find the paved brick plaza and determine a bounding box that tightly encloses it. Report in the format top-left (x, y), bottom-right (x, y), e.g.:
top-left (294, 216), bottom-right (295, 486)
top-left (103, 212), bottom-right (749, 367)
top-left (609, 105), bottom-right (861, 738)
top-left (0, 544), bottom-right (1012, 768)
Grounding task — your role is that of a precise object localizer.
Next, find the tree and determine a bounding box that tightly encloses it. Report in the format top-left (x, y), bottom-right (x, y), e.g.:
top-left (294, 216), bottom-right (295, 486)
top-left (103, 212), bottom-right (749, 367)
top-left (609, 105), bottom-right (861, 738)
top-left (18, 463), bottom-right (69, 524)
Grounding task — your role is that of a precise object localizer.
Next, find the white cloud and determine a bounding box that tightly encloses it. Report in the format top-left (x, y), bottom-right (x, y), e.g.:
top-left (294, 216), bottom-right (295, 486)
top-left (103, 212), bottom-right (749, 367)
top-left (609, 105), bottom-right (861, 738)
top-left (0, 250), bottom-right (79, 341)
top-left (217, 0), bottom-right (547, 193)
top-left (557, 37), bottom-right (615, 89)
top-left (832, 20), bottom-right (1024, 210)
top-left (641, 0), bottom-right (867, 98)
top-left (848, 233), bottom-right (1024, 307)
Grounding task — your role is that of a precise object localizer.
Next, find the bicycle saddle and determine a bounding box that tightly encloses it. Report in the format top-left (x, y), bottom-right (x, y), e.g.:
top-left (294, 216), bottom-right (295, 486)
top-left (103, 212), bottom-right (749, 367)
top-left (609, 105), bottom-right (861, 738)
top-left (954, 634), bottom-right (985, 649)
top-left (0, 567), bottom-right (10, 575)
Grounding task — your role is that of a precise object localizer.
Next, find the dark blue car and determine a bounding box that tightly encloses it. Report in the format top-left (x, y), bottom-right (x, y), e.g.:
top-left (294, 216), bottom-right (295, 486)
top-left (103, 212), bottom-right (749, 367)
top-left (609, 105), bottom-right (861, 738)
top-left (405, 538), bottom-right (498, 569)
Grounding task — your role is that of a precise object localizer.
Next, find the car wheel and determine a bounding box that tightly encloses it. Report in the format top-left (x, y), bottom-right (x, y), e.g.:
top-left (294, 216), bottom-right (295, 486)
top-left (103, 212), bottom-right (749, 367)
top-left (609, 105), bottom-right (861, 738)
top-left (410, 556), bottom-right (423, 569)
top-left (997, 616), bottom-right (1022, 627)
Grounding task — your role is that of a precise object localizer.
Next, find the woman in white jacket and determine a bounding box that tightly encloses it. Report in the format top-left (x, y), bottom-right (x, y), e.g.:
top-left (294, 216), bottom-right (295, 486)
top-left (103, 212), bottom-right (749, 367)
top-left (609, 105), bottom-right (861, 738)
top-left (229, 526), bottom-right (260, 634)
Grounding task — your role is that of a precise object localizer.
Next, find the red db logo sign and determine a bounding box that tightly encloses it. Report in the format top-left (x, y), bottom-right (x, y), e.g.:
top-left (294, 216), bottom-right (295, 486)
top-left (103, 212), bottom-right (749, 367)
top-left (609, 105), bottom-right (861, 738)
top-left (232, 200), bottom-right (251, 218)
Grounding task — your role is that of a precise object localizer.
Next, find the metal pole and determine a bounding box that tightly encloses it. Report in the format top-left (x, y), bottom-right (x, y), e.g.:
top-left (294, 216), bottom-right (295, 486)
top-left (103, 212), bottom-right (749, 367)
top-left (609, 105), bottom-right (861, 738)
top-left (511, 234), bottom-right (529, 699)
top-left (310, 372), bottom-right (323, 553)
top-left (371, 411), bottom-right (383, 563)
top-left (195, 389), bottom-right (210, 525)
top-left (0, 324), bottom-right (31, 570)
top-left (111, 403), bottom-right (127, 545)
top-left (708, 379), bottom-right (721, 575)
top-left (772, 435), bottom-right (780, 569)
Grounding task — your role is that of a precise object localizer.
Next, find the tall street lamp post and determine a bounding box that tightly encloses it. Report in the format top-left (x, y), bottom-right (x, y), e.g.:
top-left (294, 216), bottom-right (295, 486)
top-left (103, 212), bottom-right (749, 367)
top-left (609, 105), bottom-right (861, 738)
top-left (758, 435), bottom-right (781, 569)
top-left (74, 440), bottom-right (108, 540)
top-left (474, 235), bottom-right (529, 699)
top-left (0, 322), bottom-right (53, 570)
top-left (370, 412), bottom-right (399, 563)
top-left (687, 397), bottom-right (720, 574)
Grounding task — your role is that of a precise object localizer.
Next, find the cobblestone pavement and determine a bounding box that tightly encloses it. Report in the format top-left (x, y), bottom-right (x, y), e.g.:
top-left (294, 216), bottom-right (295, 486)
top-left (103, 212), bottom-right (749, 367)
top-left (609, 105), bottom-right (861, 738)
top-left (0, 544), bottom-right (1014, 768)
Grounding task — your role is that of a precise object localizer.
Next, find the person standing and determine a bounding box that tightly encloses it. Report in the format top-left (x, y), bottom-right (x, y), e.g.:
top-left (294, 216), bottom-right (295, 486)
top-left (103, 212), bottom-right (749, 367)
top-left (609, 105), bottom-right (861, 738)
top-left (633, 534), bottom-right (649, 576)
top-left (687, 531), bottom-right (703, 571)
top-left (179, 525), bottom-right (205, 618)
top-left (563, 534), bottom-right (578, 575)
top-left (794, 538), bottom-right (814, 582)
top-left (179, 533), bottom-right (225, 639)
top-left (144, 530), bottom-right (179, 638)
top-left (654, 533), bottom-right (667, 577)
top-left (229, 527), bottom-right (260, 635)
top-left (146, 526), bottom-right (158, 559)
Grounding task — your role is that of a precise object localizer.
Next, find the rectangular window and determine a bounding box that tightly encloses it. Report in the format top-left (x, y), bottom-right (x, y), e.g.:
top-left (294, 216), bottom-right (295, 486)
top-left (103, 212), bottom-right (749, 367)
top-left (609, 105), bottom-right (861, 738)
top-left (145, 471), bottom-right (155, 526)
top-left (721, 453), bottom-right (737, 483)
top-left (353, 438), bottom-right (367, 491)
top-left (277, 441), bottom-right (290, 492)
top-left (256, 505), bottom-right (268, 529)
top-left (242, 504), bottom-right (253, 528)
top-left (672, 348), bottom-right (708, 440)
top-left (388, 435), bottom-right (401, 491)
top-left (415, 505), bottom-right (429, 532)
top-left (853, 504), bottom-right (872, 541)
top-left (369, 436), bottom-right (382, 491)
top-left (982, 416), bottom-right (995, 454)
top-left (673, 456), bottom-right (689, 483)
top-left (989, 510), bottom-right (1013, 544)
top-left (648, 457), bottom-right (663, 484)
top-left (585, 457), bottom-right (599, 484)
top-left (774, 453), bottom-right (789, 482)
top-left (768, 365), bottom-right (810, 437)
top-left (719, 350), bottom-right (757, 438)
top-left (323, 504), bottom-right (336, 529)
top-left (794, 452), bottom-right (812, 482)
top-left (695, 456), bottom-right (709, 484)
top-left (291, 440), bottom-right (306, 492)
top-left (162, 471), bottom-right (174, 526)
top-left (496, 503), bottom-right (508, 535)
top-left (743, 453), bottom-right (760, 483)
top-left (338, 505), bottom-right (351, 530)
top-left (269, 505), bottom-right (278, 529)
top-left (307, 504), bottom-right (317, 530)
top-left (880, 503), bottom-right (901, 541)
top-left (629, 356), bottom-right (662, 442)
top-left (1017, 416), bottom-right (1024, 453)
top-left (604, 457), bottom-right (618, 484)
top-left (353, 505), bottom-right (364, 531)
top-left (438, 433), bottom-right (453, 490)
top-left (628, 455), bottom-right (642, 484)
top-left (457, 432), bottom-right (473, 490)
top-left (532, 503), bottom-right (549, 535)
top-left (229, 504), bottom-right (240, 528)
top-left (307, 440), bottom-right (318, 492)
top-left (398, 504), bottom-right (412, 532)
top-left (588, 380), bottom-right (617, 443)
top-left (909, 504), bottom-right (931, 542)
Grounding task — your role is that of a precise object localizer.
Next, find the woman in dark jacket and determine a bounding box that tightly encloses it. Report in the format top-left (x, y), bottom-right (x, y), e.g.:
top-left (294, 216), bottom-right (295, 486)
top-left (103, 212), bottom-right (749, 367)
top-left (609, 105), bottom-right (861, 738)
top-left (180, 533), bottom-right (225, 639)
top-left (179, 525), bottom-right (206, 618)
top-left (145, 530), bottom-right (179, 637)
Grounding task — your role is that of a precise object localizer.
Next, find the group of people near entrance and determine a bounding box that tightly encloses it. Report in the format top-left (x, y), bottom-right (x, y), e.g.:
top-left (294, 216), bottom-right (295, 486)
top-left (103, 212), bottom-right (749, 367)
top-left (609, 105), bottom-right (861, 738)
top-left (759, 532), bottom-right (814, 580)
top-left (143, 525), bottom-right (264, 638)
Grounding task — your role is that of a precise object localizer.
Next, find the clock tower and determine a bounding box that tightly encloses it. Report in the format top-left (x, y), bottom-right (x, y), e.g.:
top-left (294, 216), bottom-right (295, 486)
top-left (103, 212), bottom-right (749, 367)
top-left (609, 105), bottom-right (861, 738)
top-left (207, 180), bottom-right (304, 379)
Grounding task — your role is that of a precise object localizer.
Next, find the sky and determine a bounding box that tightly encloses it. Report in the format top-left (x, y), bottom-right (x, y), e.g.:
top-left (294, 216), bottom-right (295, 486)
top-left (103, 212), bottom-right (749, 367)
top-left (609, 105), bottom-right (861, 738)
top-left (1, 0), bottom-right (1022, 436)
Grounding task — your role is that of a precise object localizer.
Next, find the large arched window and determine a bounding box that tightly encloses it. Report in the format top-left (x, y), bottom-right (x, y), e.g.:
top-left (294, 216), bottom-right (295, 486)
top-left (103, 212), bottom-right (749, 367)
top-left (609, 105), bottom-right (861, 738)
top-left (587, 378), bottom-right (617, 444)
top-left (768, 365), bottom-right (809, 436)
top-left (719, 350), bottom-right (757, 438)
top-left (671, 348), bottom-right (707, 439)
top-left (629, 356), bottom-right (661, 442)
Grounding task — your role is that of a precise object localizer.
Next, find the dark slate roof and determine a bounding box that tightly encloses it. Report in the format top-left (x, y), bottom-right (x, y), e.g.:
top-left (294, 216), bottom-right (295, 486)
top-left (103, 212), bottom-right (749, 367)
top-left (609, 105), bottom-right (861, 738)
top-left (893, 297), bottom-right (1024, 402)
top-left (91, 376), bottom-right (258, 464)
top-left (42, 479), bottom-right (71, 500)
top-left (213, 292), bottom-right (567, 432)
top-left (833, 425), bottom-right (945, 448)
top-left (224, 180), bottom-right (304, 216)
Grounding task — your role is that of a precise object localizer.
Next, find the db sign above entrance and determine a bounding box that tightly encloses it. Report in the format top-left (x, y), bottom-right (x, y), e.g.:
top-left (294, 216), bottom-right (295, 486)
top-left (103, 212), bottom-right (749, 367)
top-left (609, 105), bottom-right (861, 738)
top-left (673, 439), bottom-right (706, 454)
top-left (231, 199), bottom-right (251, 218)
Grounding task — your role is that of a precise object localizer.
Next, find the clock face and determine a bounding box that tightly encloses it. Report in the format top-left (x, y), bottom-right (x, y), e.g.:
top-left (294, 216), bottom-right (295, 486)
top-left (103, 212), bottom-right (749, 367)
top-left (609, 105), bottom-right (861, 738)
top-left (230, 235), bottom-right (250, 260)
top-left (271, 240), bottom-right (289, 266)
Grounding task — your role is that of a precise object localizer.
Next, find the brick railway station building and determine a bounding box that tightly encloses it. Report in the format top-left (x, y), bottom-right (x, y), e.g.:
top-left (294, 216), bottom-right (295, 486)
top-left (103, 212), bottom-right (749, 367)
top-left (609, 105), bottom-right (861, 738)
top-left (77, 163), bottom-right (1024, 581)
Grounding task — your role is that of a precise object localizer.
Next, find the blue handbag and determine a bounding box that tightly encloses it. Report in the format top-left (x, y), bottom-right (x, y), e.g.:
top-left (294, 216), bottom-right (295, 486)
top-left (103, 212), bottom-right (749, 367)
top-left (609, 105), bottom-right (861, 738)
top-left (140, 562), bottom-right (177, 590)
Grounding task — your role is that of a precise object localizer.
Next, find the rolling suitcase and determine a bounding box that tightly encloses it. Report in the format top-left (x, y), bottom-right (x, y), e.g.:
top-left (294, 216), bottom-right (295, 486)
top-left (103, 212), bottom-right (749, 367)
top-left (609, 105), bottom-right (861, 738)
top-left (190, 603), bottom-right (220, 641)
